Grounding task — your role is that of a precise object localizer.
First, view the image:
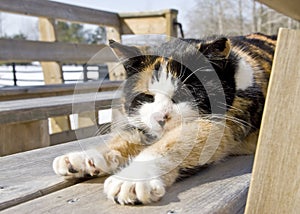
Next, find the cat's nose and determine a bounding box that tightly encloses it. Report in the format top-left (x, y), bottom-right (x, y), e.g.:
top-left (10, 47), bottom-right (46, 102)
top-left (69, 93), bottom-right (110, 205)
top-left (157, 120), bottom-right (166, 127)
top-left (151, 112), bottom-right (168, 128)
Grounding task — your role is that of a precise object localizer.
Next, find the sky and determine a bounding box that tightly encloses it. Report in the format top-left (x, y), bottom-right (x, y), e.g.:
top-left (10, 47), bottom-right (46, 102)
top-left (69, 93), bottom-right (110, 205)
top-left (0, 0), bottom-right (197, 39)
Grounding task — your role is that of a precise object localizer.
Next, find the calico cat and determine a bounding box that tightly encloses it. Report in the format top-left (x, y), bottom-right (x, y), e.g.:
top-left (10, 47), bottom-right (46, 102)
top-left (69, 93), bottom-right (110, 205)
top-left (53, 33), bottom-right (276, 205)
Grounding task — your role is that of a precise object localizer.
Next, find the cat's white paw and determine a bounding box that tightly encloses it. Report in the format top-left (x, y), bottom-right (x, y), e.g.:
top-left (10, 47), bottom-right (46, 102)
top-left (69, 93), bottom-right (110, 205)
top-left (53, 151), bottom-right (108, 179)
top-left (104, 175), bottom-right (165, 205)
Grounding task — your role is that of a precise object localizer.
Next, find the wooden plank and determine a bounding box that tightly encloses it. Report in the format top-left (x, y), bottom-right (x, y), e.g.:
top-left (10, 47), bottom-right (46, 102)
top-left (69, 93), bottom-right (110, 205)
top-left (121, 17), bottom-right (167, 35)
top-left (119, 9), bottom-right (178, 18)
top-left (0, 135), bottom-right (107, 210)
top-left (0, 0), bottom-right (120, 28)
top-left (1, 155), bottom-right (253, 213)
top-left (0, 120), bottom-right (50, 156)
top-left (0, 81), bottom-right (122, 101)
top-left (245, 29), bottom-right (300, 213)
top-left (0, 39), bottom-right (118, 63)
top-left (0, 91), bottom-right (121, 124)
top-left (258, 0), bottom-right (300, 21)
top-left (50, 123), bottom-right (111, 145)
top-left (120, 9), bottom-right (178, 35)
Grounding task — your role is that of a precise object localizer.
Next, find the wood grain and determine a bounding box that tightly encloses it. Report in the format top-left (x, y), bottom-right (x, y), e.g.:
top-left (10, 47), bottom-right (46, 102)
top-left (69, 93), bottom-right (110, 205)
top-left (258, 0), bottom-right (300, 21)
top-left (245, 28), bottom-right (300, 213)
top-left (1, 155), bottom-right (253, 214)
top-left (0, 136), bottom-right (108, 210)
top-left (0, 120), bottom-right (50, 156)
top-left (0, 91), bottom-right (121, 124)
top-left (0, 39), bottom-right (118, 63)
top-left (39, 17), bottom-right (70, 133)
top-left (0, 81), bottom-right (122, 101)
top-left (0, 0), bottom-right (120, 28)
top-left (50, 123), bottom-right (110, 146)
top-left (121, 17), bottom-right (167, 35)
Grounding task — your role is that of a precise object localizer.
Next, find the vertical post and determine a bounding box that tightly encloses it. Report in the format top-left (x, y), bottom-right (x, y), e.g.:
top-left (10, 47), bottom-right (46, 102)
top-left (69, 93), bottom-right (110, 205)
top-left (12, 63), bottom-right (17, 86)
top-left (39, 17), bottom-right (71, 133)
top-left (106, 26), bottom-right (126, 80)
top-left (165, 9), bottom-right (178, 39)
top-left (39, 18), bottom-right (64, 84)
top-left (106, 25), bottom-right (125, 124)
top-left (83, 64), bottom-right (88, 82)
top-left (245, 29), bottom-right (300, 214)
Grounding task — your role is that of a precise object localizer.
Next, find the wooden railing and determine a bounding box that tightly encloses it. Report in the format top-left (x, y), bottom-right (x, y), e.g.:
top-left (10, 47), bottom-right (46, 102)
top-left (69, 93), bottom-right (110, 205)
top-left (0, 0), bottom-right (178, 65)
top-left (0, 0), bottom-right (178, 156)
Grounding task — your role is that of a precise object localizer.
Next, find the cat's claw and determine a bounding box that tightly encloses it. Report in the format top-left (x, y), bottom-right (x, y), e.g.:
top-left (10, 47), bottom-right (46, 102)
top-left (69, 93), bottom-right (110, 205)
top-left (53, 152), bottom-right (103, 179)
top-left (104, 175), bottom-right (165, 205)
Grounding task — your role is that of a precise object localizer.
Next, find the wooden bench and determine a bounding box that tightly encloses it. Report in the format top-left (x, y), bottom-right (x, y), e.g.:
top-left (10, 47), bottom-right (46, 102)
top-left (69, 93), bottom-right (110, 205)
top-left (1, 28), bottom-right (300, 213)
top-left (0, 85), bottom-right (121, 156)
top-left (0, 135), bottom-right (253, 213)
top-left (0, 0), bottom-right (299, 212)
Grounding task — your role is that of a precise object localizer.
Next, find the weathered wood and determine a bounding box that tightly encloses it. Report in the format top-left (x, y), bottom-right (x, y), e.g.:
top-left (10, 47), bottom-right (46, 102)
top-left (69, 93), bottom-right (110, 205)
top-left (258, 0), bottom-right (300, 21)
top-left (38, 17), bottom-right (63, 84)
top-left (0, 136), bottom-right (107, 210)
top-left (0, 0), bottom-right (120, 28)
top-left (50, 123), bottom-right (111, 145)
top-left (39, 17), bottom-right (70, 133)
top-left (0, 91), bottom-right (121, 124)
top-left (121, 17), bottom-right (167, 35)
top-left (1, 155), bottom-right (253, 213)
top-left (245, 29), bottom-right (300, 213)
top-left (165, 10), bottom-right (178, 38)
top-left (119, 9), bottom-right (178, 18)
top-left (120, 9), bottom-right (178, 36)
top-left (0, 81), bottom-right (122, 101)
top-left (0, 120), bottom-right (50, 156)
top-left (106, 26), bottom-right (126, 81)
top-left (0, 39), bottom-right (118, 63)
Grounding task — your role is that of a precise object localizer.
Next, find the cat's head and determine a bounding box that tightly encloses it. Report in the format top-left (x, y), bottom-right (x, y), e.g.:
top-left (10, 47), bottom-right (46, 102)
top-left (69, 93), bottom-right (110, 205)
top-left (109, 37), bottom-right (236, 139)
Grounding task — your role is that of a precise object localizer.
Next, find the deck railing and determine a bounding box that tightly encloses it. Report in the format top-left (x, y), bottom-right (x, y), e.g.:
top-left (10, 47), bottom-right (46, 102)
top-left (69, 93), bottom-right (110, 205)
top-left (0, 0), bottom-right (178, 156)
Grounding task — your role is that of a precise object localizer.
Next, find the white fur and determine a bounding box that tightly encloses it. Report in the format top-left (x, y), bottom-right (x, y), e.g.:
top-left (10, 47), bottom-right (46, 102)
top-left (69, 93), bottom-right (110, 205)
top-left (148, 62), bottom-right (177, 97)
top-left (139, 93), bottom-right (173, 135)
top-left (235, 59), bottom-right (254, 90)
top-left (104, 175), bottom-right (165, 204)
top-left (52, 150), bottom-right (118, 178)
top-left (104, 151), bottom-right (166, 204)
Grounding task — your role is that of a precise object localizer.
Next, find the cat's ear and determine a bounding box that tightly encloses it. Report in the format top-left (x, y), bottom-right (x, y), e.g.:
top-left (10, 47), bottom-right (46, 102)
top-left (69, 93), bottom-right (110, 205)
top-left (109, 40), bottom-right (142, 60)
top-left (199, 37), bottom-right (231, 59)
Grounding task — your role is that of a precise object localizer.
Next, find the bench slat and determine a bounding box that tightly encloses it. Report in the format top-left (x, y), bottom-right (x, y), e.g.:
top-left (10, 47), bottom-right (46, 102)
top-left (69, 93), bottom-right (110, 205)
top-left (0, 0), bottom-right (120, 28)
top-left (0, 91), bottom-right (121, 124)
top-left (0, 136), bottom-right (108, 210)
top-left (0, 39), bottom-right (118, 63)
top-left (0, 81), bottom-right (122, 101)
top-left (1, 155), bottom-right (253, 213)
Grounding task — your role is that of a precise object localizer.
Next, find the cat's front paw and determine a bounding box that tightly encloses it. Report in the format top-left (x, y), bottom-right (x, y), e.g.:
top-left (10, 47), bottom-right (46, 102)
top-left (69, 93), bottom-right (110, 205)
top-left (104, 175), bottom-right (165, 205)
top-left (53, 152), bottom-right (104, 179)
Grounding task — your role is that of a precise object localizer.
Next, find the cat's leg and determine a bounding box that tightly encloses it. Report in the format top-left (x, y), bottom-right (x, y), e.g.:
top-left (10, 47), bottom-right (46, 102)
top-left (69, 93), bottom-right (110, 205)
top-left (104, 120), bottom-right (238, 205)
top-left (53, 129), bottom-right (146, 179)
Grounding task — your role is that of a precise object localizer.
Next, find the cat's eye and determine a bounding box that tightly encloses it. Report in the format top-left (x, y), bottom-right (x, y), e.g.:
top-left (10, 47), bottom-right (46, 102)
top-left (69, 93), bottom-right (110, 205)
top-left (154, 63), bottom-right (160, 71)
top-left (142, 93), bottom-right (155, 103)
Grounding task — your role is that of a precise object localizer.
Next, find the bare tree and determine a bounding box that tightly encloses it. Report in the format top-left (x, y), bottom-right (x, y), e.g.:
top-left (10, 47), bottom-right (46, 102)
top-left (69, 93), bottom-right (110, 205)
top-left (252, 0), bottom-right (257, 32)
top-left (0, 13), bottom-right (3, 37)
top-left (238, 0), bottom-right (244, 34)
top-left (217, 0), bottom-right (224, 34)
top-left (186, 0), bottom-right (300, 37)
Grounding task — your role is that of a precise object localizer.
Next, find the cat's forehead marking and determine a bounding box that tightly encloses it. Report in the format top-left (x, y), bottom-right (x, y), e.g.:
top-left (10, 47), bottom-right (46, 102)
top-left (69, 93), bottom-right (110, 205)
top-left (148, 60), bottom-right (177, 97)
